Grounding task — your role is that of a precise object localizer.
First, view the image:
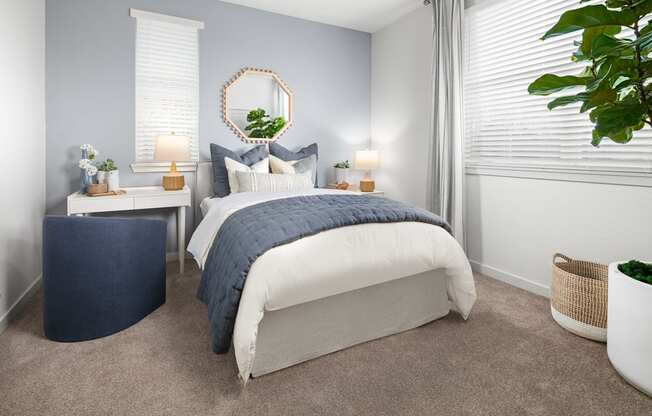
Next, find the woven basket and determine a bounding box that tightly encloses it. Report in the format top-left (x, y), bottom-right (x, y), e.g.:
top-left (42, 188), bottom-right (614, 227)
top-left (550, 253), bottom-right (608, 342)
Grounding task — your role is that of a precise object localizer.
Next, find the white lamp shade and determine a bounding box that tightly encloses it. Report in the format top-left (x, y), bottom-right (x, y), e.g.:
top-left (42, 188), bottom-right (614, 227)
top-left (154, 134), bottom-right (191, 162)
top-left (355, 150), bottom-right (379, 170)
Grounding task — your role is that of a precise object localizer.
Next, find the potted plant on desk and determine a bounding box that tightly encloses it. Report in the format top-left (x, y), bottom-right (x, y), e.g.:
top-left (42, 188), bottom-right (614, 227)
top-left (608, 260), bottom-right (652, 396)
top-left (97, 159), bottom-right (120, 192)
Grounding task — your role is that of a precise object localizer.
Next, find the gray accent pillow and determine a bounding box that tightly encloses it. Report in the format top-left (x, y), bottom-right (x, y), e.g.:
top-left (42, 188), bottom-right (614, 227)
top-left (269, 142), bottom-right (319, 186)
top-left (292, 155), bottom-right (317, 185)
top-left (210, 143), bottom-right (268, 197)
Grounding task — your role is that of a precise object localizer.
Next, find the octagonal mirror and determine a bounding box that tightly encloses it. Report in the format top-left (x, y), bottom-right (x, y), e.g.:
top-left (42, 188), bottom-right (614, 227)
top-left (222, 68), bottom-right (294, 144)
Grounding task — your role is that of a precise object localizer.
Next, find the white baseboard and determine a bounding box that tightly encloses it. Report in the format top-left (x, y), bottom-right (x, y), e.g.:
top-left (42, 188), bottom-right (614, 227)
top-left (470, 260), bottom-right (550, 298)
top-left (0, 274), bottom-right (42, 335)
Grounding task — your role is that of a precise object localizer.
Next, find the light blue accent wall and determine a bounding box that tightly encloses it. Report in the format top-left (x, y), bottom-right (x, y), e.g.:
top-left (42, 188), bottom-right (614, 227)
top-left (46, 0), bottom-right (371, 250)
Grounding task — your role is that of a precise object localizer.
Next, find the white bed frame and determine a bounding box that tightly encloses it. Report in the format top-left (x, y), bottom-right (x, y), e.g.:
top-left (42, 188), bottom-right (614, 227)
top-left (195, 162), bottom-right (452, 377)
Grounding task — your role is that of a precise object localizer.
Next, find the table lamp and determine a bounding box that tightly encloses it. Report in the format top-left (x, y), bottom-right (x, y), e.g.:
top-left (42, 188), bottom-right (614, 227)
top-left (154, 133), bottom-right (190, 191)
top-left (355, 150), bottom-right (379, 192)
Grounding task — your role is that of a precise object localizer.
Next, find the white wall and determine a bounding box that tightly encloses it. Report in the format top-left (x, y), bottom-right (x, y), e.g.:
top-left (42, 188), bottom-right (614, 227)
top-left (0, 0), bottom-right (46, 332)
top-left (371, 3), bottom-right (652, 297)
top-left (466, 175), bottom-right (652, 296)
top-left (371, 7), bottom-right (432, 209)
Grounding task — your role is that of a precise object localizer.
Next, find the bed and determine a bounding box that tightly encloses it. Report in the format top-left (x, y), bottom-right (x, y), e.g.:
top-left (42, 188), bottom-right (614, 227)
top-left (189, 161), bottom-right (476, 381)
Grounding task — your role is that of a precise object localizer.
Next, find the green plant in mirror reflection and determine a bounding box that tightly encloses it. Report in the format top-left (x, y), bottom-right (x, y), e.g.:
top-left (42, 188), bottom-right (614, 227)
top-left (245, 108), bottom-right (286, 139)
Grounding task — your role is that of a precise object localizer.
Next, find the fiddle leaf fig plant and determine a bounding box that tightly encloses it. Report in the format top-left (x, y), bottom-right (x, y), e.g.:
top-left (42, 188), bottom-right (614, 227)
top-left (245, 108), bottom-right (286, 139)
top-left (528, 0), bottom-right (652, 146)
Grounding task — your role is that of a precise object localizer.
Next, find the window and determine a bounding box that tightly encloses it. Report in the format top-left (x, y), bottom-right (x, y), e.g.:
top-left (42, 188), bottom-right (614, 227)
top-left (464, 0), bottom-right (652, 181)
top-left (131, 9), bottom-right (203, 165)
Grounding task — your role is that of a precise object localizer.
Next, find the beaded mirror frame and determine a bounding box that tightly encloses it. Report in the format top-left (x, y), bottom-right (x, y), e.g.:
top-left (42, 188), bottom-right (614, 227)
top-left (221, 68), bottom-right (294, 144)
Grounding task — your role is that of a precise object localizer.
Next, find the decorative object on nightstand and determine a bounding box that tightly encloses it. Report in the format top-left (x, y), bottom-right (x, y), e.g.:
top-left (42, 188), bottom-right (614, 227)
top-left (355, 150), bottom-right (379, 192)
top-left (97, 158), bottom-right (120, 192)
top-left (155, 133), bottom-right (191, 191)
top-left (86, 183), bottom-right (108, 195)
top-left (333, 160), bottom-right (351, 184)
top-left (78, 144), bottom-right (99, 193)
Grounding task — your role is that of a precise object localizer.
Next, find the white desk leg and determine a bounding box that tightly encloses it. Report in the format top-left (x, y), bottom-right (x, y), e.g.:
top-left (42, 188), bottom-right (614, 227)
top-left (177, 206), bottom-right (186, 274)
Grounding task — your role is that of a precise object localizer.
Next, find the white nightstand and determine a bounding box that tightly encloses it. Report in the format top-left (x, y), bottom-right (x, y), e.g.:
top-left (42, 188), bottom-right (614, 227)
top-left (354, 190), bottom-right (384, 196)
top-left (323, 186), bottom-right (385, 196)
top-left (67, 186), bottom-right (192, 273)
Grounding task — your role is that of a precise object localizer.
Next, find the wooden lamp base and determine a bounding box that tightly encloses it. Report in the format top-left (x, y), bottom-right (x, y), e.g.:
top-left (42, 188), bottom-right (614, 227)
top-left (162, 162), bottom-right (185, 191)
top-left (359, 179), bottom-right (375, 192)
top-left (162, 174), bottom-right (185, 191)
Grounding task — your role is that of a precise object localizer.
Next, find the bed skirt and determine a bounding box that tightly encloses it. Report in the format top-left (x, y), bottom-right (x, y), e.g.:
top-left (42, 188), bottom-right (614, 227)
top-left (251, 269), bottom-right (450, 377)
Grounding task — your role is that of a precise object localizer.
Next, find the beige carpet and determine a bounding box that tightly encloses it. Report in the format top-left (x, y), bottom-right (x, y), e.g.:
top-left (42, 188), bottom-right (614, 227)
top-left (0, 262), bottom-right (650, 416)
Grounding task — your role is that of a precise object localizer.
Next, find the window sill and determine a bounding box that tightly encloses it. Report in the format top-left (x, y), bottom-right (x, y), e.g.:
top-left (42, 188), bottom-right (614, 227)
top-left (466, 165), bottom-right (652, 188)
top-left (130, 162), bottom-right (198, 173)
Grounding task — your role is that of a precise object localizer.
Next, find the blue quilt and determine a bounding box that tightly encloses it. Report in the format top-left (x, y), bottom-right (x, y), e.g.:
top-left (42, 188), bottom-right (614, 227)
top-left (197, 194), bottom-right (451, 353)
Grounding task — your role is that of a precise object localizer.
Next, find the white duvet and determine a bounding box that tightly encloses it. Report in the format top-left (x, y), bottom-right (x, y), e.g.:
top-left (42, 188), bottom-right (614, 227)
top-left (188, 189), bottom-right (477, 381)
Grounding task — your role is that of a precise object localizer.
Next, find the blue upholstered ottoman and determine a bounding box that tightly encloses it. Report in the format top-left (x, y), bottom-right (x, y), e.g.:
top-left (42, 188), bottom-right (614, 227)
top-left (43, 216), bottom-right (167, 342)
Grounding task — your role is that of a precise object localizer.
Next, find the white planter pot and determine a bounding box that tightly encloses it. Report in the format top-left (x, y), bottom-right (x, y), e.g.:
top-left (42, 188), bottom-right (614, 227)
top-left (107, 170), bottom-right (120, 192)
top-left (96, 171), bottom-right (107, 184)
top-left (607, 261), bottom-right (652, 396)
top-left (335, 168), bottom-right (349, 184)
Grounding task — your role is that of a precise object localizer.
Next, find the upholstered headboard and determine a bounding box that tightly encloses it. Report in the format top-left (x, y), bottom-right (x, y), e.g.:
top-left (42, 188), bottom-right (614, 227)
top-left (195, 161), bottom-right (214, 221)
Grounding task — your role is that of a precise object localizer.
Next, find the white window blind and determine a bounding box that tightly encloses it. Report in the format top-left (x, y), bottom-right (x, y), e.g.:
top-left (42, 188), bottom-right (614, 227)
top-left (131, 9), bottom-right (203, 162)
top-left (464, 0), bottom-right (652, 174)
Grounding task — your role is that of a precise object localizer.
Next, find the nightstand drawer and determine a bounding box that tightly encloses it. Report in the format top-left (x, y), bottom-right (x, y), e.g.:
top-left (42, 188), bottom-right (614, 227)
top-left (69, 197), bottom-right (134, 214)
top-left (133, 193), bottom-right (191, 210)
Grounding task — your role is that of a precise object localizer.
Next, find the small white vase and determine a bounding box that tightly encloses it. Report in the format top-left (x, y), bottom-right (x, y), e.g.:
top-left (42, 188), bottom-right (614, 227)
top-left (96, 171), bottom-right (107, 184)
top-left (335, 168), bottom-right (349, 184)
top-left (107, 170), bottom-right (120, 192)
top-left (607, 261), bottom-right (652, 396)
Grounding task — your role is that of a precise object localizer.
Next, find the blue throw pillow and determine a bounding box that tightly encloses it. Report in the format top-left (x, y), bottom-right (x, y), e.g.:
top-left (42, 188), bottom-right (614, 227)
top-left (269, 143), bottom-right (319, 186)
top-left (210, 143), bottom-right (268, 197)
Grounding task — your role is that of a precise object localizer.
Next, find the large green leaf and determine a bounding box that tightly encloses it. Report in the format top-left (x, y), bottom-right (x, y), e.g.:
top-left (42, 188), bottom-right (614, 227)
top-left (590, 99), bottom-right (647, 143)
top-left (547, 93), bottom-right (588, 110)
top-left (543, 5), bottom-right (637, 39)
top-left (528, 74), bottom-right (590, 95)
top-left (581, 26), bottom-right (621, 57)
top-left (580, 88), bottom-right (618, 112)
top-left (590, 33), bottom-right (633, 57)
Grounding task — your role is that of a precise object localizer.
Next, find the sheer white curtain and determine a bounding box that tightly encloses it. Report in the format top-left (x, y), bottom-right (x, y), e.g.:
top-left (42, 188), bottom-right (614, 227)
top-left (427, 0), bottom-right (466, 248)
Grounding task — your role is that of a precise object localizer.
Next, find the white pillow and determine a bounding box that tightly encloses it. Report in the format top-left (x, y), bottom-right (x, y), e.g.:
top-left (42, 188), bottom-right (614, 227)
top-left (269, 154), bottom-right (295, 174)
top-left (224, 157), bottom-right (269, 193)
top-left (236, 171), bottom-right (314, 193)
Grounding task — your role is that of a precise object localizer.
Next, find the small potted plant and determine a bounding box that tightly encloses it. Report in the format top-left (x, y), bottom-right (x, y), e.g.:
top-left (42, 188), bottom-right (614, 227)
top-left (333, 160), bottom-right (350, 184)
top-left (607, 260), bottom-right (652, 396)
top-left (97, 158), bottom-right (119, 191)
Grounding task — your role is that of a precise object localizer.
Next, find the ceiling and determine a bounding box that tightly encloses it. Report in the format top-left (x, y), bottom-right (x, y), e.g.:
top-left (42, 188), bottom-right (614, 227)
top-left (219, 0), bottom-right (424, 33)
